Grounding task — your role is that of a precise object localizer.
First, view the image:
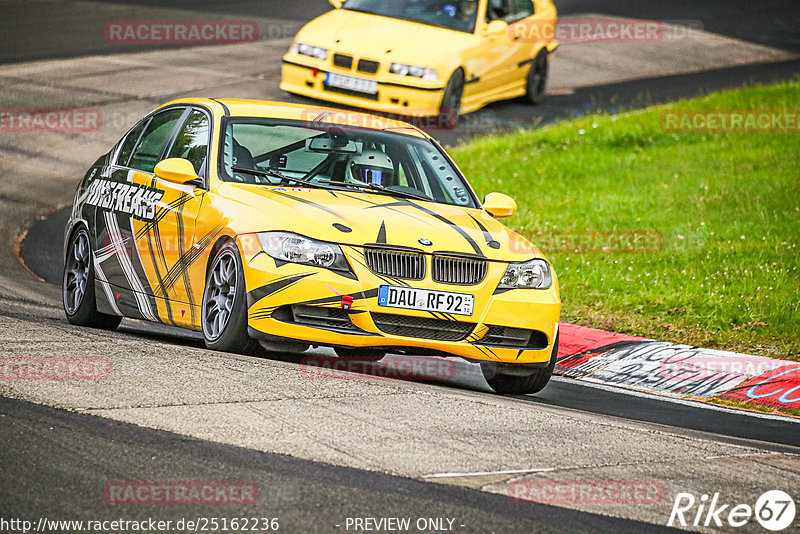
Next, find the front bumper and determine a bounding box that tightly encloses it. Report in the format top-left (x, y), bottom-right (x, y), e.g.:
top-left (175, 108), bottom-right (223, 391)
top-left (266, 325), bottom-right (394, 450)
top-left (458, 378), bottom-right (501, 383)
top-left (280, 58), bottom-right (447, 118)
top-left (241, 241), bottom-right (560, 366)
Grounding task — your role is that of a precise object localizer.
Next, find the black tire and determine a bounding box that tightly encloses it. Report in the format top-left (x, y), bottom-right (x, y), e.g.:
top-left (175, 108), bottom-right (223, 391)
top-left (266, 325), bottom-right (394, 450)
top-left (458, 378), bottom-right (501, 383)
top-left (525, 49), bottom-right (549, 105)
top-left (202, 241), bottom-right (259, 354)
top-left (483, 332), bottom-right (559, 395)
top-left (334, 347), bottom-right (386, 362)
top-left (438, 69), bottom-right (464, 129)
top-left (63, 226), bottom-right (122, 330)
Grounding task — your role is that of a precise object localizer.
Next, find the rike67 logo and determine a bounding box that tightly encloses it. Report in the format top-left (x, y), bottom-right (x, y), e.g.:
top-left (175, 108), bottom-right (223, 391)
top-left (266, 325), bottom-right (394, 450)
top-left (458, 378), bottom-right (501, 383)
top-left (668, 490), bottom-right (795, 531)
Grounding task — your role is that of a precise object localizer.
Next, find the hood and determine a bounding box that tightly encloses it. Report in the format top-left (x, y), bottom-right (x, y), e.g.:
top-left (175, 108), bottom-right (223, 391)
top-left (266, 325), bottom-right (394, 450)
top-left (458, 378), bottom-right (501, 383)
top-left (297, 9), bottom-right (473, 67)
top-left (219, 184), bottom-right (539, 262)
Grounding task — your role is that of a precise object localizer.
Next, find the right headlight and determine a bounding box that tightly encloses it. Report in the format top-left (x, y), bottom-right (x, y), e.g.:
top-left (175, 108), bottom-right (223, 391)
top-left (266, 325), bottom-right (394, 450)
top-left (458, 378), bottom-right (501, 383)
top-left (290, 42), bottom-right (328, 60)
top-left (498, 259), bottom-right (552, 290)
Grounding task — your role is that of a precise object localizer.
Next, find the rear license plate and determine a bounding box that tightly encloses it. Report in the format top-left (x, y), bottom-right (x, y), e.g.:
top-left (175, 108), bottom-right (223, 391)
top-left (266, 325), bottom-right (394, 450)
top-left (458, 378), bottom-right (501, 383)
top-left (325, 72), bottom-right (378, 94)
top-left (377, 285), bottom-right (474, 317)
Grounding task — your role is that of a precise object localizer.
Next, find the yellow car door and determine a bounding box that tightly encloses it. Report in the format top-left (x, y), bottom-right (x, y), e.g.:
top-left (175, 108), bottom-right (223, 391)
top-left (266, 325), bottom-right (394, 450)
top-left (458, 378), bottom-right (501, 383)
top-left (464, 0), bottom-right (523, 100)
top-left (505, 0), bottom-right (545, 84)
top-left (123, 107), bottom-right (209, 328)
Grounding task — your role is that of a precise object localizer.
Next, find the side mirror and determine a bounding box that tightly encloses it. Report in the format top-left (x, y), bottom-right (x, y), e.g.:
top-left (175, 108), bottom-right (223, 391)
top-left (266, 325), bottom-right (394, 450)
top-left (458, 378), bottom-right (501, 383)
top-left (329, 0), bottom-right (344, 8)
top-left (484, 19), bottom-right (509, 38)
top-left (154, 158), bottom-right (200, 186)
top-left (483, 192), bottom-right (517, 218)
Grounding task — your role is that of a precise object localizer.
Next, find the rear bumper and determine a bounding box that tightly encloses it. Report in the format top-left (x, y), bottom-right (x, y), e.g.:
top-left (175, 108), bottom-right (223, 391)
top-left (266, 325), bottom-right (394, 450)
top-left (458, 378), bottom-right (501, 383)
top-left (281, 59), bottom-right (446, 118)
top-left (241, 242), bottom-right (560, 366)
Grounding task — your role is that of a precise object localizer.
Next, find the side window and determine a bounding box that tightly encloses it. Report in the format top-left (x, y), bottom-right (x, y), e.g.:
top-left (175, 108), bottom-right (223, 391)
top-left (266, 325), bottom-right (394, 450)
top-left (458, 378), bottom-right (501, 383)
top-left (396, 162), bottom-right (409, 187)
top-left (117, 120), bottom-right (147, 167)
top-left (508, 0), bottom-right (533, 22)
top-left (166, 110), bottom-right (210, 176)
top-left (128, 108), bottom-right (186, 173)
top-left (486, 0), bottom-right (510, 22)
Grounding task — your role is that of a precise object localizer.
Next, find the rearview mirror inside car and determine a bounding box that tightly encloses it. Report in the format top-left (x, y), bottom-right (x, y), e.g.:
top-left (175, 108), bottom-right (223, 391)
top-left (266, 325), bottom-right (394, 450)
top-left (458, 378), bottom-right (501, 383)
top-left (154, 158), bottom-right (201, 186)
top-left (483, 192), bottom-right (517, 218)
top-left (306, 137), bottom-right (362, 154)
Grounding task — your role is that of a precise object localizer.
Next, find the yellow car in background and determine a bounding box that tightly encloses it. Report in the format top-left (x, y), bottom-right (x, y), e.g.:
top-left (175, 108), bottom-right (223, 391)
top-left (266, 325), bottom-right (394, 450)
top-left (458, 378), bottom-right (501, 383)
top-left (281, 0), bottom-right (558, 127)
top-left (63, 98), bottom-right (560, 394)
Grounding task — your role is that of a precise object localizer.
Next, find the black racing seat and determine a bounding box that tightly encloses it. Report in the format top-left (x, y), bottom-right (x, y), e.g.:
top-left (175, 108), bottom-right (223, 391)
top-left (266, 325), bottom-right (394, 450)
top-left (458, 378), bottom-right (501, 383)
top-left (231, 139), bottom-right (256, 183)
top-left (232, 139), bottom-right (255, 169)
top-left (487, 0), bottom-right (508, 21)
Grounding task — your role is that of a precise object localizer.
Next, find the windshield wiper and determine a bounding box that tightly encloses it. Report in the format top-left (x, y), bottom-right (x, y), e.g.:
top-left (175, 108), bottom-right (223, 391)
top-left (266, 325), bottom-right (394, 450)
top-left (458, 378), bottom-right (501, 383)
top-left (317, 179), bottom-right (431, 202)
top-left (231, 166), bottom-right (338, 190)
top-left (343, 7), bottom-right (378, 16)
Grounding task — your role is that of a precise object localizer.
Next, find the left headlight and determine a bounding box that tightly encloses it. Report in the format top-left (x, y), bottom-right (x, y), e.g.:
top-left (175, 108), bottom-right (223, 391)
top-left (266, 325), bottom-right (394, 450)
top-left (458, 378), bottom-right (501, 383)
top-left (498, 259), bottom-right (552, 290)
top-left (290, 42), bottom-right (328, 60)
top-left (257, 232), bottom-right (350, 271)
top-left (389, 63), bottom-right (439, 81)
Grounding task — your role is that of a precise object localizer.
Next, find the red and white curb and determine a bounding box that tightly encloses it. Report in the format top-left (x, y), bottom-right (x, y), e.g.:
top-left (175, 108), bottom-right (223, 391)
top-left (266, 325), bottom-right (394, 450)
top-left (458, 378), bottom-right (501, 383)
top-left (556, 323), bottom-right (800, 415)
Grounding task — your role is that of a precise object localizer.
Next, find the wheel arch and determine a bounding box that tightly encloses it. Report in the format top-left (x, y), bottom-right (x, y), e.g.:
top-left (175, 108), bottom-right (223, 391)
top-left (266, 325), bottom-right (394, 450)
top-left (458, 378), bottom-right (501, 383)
top-left (204, 234), bottom-right (238, 286)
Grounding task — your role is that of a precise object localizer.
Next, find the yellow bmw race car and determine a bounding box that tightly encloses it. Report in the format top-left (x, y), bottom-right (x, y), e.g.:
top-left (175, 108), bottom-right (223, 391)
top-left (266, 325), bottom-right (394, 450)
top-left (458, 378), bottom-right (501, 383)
top-left (62, 98), bottom-right (560, 393)
top-left (281, 0), bottom-right (558, 127)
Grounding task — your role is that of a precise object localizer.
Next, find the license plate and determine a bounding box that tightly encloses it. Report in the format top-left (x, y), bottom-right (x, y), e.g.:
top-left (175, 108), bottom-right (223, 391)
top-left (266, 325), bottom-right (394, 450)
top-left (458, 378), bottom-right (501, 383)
top-left (325, 72), bottom-right (378, 94)
top-left (377, 285), bottom-right (474, 317)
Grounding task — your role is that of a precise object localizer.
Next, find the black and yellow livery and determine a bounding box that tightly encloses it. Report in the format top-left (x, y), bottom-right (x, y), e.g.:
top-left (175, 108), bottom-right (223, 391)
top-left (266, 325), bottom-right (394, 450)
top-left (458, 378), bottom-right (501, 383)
top-left (63, 98), bottom-right (560, 393)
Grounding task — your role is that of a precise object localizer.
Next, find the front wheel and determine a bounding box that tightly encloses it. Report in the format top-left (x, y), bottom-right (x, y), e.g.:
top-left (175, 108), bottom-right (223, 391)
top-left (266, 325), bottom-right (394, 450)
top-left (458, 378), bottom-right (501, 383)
top-left (63, 226), bottom-right (121, 330)
top-left (202, 241), bottom-right (258, 354)
top-left (525, 49), bottom-right (549, 105)
top-left (438, 70), bottom-right (464, 129)
top-left (483, 332), bottom-right (559, 395)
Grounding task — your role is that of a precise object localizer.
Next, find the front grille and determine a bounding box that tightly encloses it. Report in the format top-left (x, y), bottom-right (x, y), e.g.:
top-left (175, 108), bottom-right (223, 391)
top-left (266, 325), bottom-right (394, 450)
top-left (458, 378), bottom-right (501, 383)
top-left (432, 254), bottom-right (488, 285)
top-left (480, 325), bottom-right (549, 349)
top-left (365, 246), bottom-right (425, 280)
top-left (372, 312), bottom-right (475, 341)
top-left (333, 53), bottom-right (353, 69)
top-left (275, 305), bottom-right (360, 331)
top-left (357, 59), bottom-right (380, 74)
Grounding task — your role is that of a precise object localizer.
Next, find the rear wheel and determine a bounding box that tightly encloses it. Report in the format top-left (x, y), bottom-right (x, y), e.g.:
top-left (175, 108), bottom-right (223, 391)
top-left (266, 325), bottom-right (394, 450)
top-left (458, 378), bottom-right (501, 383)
top-left (525, 49), bottom-right (549, 105)
top-left (483, 332), bottom-right (559, 395)
top-left (62, 226), bottom-right (121, 330)
top-left (202, 241), bottom-right (259, 354)
top-left (438, 69), bottom-right (464, 129)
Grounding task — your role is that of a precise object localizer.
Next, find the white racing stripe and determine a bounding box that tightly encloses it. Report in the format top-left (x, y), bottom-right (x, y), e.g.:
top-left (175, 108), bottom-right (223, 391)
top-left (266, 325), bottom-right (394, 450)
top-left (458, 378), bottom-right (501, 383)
top-left (103, 211), bottom-right (158, 322)
top-left (92, 260), bottom-right (121, 315)
top-left (94, 240), bottom-right (116, 263)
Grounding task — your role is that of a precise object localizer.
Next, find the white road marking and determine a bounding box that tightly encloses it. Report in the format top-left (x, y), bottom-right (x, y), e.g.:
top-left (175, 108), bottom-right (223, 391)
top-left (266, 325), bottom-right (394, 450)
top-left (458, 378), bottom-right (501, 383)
top-left (422, 468), bottom-right (554, 479)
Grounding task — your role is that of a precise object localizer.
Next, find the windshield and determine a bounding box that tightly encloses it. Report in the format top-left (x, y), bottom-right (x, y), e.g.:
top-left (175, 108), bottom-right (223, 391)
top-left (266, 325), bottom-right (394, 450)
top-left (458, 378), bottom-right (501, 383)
top-left (343, 0), bottom-right (479, 33)
top-left (219, 119), bottom-right (477, 208)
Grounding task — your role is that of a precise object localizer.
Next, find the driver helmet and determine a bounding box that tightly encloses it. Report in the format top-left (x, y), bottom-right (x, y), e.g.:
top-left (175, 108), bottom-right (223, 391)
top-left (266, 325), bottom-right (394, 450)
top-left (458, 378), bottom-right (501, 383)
top-left (347, 149), bottom-right (394, 185)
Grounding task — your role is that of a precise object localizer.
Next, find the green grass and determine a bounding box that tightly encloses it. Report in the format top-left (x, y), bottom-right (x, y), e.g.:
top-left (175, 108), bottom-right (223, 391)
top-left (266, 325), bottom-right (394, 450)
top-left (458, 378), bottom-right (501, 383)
top-left (452, 80), bottom-right (800, 359)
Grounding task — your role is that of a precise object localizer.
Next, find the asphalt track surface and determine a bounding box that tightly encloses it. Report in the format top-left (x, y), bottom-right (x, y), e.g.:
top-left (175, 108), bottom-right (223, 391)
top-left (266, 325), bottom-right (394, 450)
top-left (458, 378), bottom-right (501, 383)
top-left (2, 0), bottom-right (798, 63)
top-left (0, 395), bottom-right (681, 534)
top-left (4, 1), bottom-right (800, 532)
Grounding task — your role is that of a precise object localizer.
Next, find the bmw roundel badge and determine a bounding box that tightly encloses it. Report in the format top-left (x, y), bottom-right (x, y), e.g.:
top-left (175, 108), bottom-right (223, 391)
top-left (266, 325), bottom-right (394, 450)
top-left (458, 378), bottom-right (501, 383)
top-left (418, 238), bottom-right (433, 246)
